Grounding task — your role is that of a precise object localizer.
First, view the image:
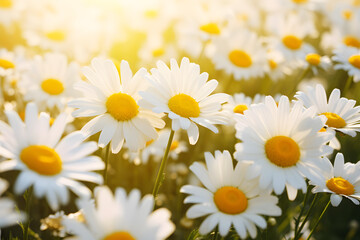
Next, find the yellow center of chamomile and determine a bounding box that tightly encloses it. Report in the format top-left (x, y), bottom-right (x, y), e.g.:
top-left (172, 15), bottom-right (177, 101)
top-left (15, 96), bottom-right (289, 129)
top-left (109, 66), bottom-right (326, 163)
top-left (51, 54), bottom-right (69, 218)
top-left (144, 9), bottom-right (158, 19)
top-left (0, 58), bottom-right (15, 69)
top-left (0, 0), bottom-right (12, 8)
top-left (103, 231), bottom-right (135, 240)
top-left (343, 36), bottom-right (360, 48)
top-left (106, 93), bottom-right (139, 121)
top-left (306, 53), bottom-right (321, 65)
top-left (326, 177), bottom-right (355, 195)
top-left (41, 78), bottom-right (64, 95)
top-left (45, 30), bottom-right (66, 42)
top-left (233, 104), bottom-right (248, 114)
top-left (268, 60), bottom-right (277, 69)
top-left (321, 112), bottom-right (346, 128)
top-left (353, 0), bottom-right (360, 6)
top-left (292, 0), bottom-right (308, 3)
top-left (20, 145), bottom-right (62, 175)
top-left (282, 35), bottom-right (303, 50)
top-left (170, 140), bottom-right (179, 151)
top-left (228, 50), bottom-right (252, 68)
top-left (199, 23), bottom-right (220, 35)
top-left (214, 186), bottom-right (248, 214)
top-left (342, 10), bottom-right (353, 20)
top-left (265, 136), bottom-right (300, 167)
top-left (348, 55), bottom-right (360, 69)
top-left (152, 48), bottom-right (165, 57)
top-left (168, 94), bottom-right (200, 118)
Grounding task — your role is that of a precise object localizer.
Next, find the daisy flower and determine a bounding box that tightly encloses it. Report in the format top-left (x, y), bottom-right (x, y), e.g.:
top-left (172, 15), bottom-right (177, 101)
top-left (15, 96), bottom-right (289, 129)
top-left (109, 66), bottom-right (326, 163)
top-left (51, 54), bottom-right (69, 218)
top-left (181, 150), bottom-right (281, 238)
top-left (0, 103), bottom-right (104, 210)
top-left (210, 30), bottom-right (268, 81)
top-left (234, 96), bottom-right (333, 200)
top-left (69, 58), bottom-right (165, 153)
top-left (265, 49), bottom-right (294, 81)
top-left (0, 178), bottom-right (25, 228)
top-left (62, 186), bottom-right (175, 240)
top-left (302, 53), bottom-right (331, 75)
top-left (0, 48), bottom-right (27, 78)
top-left (333, 46), bottom-right (360, 82)
top-left (309, 153), bottom-right (360, 207)
top-left (21, 52), bottom-right (80, 111)
top-left (0, 0), bottom-right (24, 27)
top-left (295, 84), bottom-right (360, 137)
top-left (140, 57), bottom-right (228, 145)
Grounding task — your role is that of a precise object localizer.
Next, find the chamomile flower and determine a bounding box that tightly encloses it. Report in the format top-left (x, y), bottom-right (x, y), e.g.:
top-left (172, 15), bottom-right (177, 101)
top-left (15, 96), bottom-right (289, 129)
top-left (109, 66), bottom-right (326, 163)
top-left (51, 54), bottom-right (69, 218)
top-left (181, 150), bottom-right (281, 238)
top-left (0, 103), bottom-right (104, 210)
top-left (0, 48), bottom-right (27, 77)
top-left (309, 153), bottom-right (360, 207)
top-left (69, 58), bottom-right (165, 153)
top-left (265, 50), bottom-right (294, 81)
top-left (303, 53), bottom-right (331, 75)
top-left (0, 178), bottom-right (25, 228)
top-left (211, 30), bottom-right (268, 81)
top-left (295, 84), bottom-right (360, 137)
top-left (62, 186), bottom-right (175, 240)
top-left (0, 0), bottom-right (24, 27)
top-left (140, 57), bottom-right (228, 145)
top-left (333, 46), bottom-right (360, 82)
top-left (21, 52), bottom-right (80, 111)
top-left (234, 96), bottom-right (333, 200)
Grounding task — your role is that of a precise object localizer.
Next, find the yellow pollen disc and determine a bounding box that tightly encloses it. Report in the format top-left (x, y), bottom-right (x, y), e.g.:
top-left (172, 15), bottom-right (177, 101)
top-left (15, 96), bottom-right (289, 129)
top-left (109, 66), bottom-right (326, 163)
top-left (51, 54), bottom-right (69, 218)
top-left (41, 78), bottom-right (64, 95)
top-left (353, 0), bottom-right (360, 6)
top-left (306, 53), bottom-right (321, 65)
top-left (144, 9), bottom-right (158, 18)
top-left (103, 231), bottom-right (135, 240)
top-left (233, 104), bottom-right (248, 114)
top-left (319, 127), bottom-right (327, 132)
top-left (292, 0), bottom-right (308, 3)
top-left (152, 48), bottom-right (165, 57)
top-left (342, 10), bottom-right (353, 20)
top-left (343, 36), bottom-right (360, 48)
top-left (326, 177), bottom-right (354, 195)
top-left (20, 145), bottom-right (62, 176)
top-left (265, 136), bottom-right (300, 167)
top-left (106, 93), bottom-right (139, 121)
top-left (168, 94), bottom-right (200, 118)
top-left (228, 50), bottom-right (252, 68)
top-left (0, 58), bottom-right (15, 69)
top-left (282, 35), bottom-right (303, 50)
top-left (199, 23), bottom-right (221, 35)
top-left (45, 30), bottom-right (66, 42)
top-left (214, 186), bottom-right (248, 214)
top-left (348, 55), bottom-right (360, 69)
top-left (268, 60), bottom-right (277, 69)
top-left (170, 140), bottom-right (179, 151)
top-left (321, 112), bottom-right (346, 128)
top-left (0, 0), bottom-right (12, 8)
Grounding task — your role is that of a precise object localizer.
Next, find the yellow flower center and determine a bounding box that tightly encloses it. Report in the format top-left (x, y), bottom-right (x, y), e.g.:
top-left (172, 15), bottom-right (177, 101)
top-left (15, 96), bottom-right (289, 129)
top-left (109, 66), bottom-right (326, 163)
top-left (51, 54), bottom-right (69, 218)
top-left (103, 231), bottom-right (135, 240)
top-left (144, 9), bottom-right (158, 19)
top-left (106, 93), bottom-right (139, 121)
top-left (0, 0), bottom-right (12, 8)
top-left (228, 50), bottom-right (252, 68)
top-left (0, 58), bottom-right (15, 69)
top-left (152, 48), bottom-right (165, 57)
top-left (306, 53), bottom-right (321, 66)
top-left (268, 60), bottom-right (277, 69)
top-left (326, 177), bottom-right (354, 195)
top-left (282, 35), bottom-right (303, 50)
top-left (353, 0), bottom-right (360, 6)
top-left (199, 23), bottom-right (220, 35)
top-left (265, 136), bottom-right (300, 167)
top-left (233, 104), bottom-right (248, 114)
top-left (170, 140), bottom-right (179, 151)
top-left (292, 0), bottom-right (308, 3)
top-left (343, 36), bottom-right (360, 48)
top-left (348, 55), bottom-right (360, 69)
top-left (41, 78), bottom-right (64, 95)
top-left (45, 30), bottom-right (66, 42)
top-left (319, 127), bottom-right (327, 132)
top-left (214, 186), bottom-right (248, 214)
top-left (20, 145), bottom-right (62, 176)
top-left (342, 10), bottom-right (353, 20)
top-left (168, 94), bottom-right (200, 118)
top-left (321, 112), bottom-right (346, 128)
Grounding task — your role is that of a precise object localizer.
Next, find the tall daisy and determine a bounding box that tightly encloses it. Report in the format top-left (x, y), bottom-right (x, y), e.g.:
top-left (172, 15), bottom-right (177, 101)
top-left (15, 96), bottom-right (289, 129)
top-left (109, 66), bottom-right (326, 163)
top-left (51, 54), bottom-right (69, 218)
top-left (140, 57), bottom-right (228, 145)
top-left (234, 96), bottom-right (334, 200)
top-left (181, 150), bottom-right (281, 238)
top-left (69, 58), bottom-right (165, 153)
top-left (0, 103), bottom-right (104, 210)
top-left (333, 46), bottom-right (360, 82)
top-left (62, 186), bottom-right (175, 240)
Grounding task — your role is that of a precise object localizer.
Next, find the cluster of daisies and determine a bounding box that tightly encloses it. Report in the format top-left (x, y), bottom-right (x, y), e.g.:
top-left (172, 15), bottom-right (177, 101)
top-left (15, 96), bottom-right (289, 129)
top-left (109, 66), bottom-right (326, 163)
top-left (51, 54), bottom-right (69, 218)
top-left (0, 0), bottom-right (360, 239)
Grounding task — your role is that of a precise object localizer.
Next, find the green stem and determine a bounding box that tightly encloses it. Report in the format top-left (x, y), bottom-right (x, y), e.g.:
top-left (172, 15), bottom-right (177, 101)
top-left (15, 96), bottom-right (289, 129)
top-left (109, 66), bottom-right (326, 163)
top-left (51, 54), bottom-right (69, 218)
top-left (294, 193), bottom-right (318, 240)
top-left (152, 130), bottom-right (175, 199)
top-left (306, 200), bottom-right (331, 240)
top-left (343, 75), bottom-right (353, 96)
top-left (294, 185), bottom-right (311, 236)
top-left (23, 188), bottom-right (33, 240)
top-left (103, 144), bottom-right (111, 185)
